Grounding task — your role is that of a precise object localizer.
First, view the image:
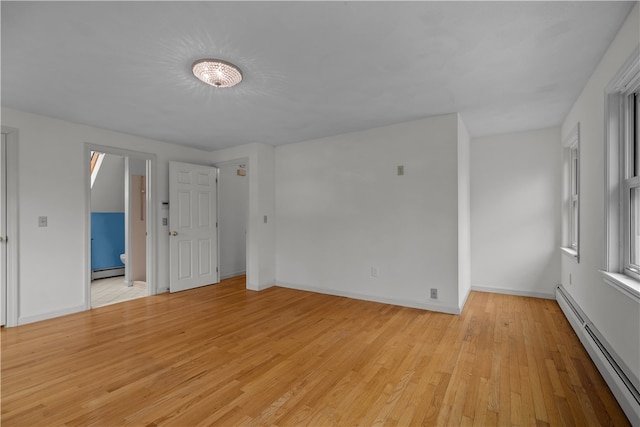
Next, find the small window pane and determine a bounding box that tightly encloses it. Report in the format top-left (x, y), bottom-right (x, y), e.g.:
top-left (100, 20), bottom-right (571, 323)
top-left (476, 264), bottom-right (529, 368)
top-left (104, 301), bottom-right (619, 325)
top-left (572, 152), bottom-right (578, 195)
top-left (635, 93), bottom-right (639, 178)
top-left (572, 199), bottom-right (578, 248)
top-left (630, 186), bottom-right (640, 267)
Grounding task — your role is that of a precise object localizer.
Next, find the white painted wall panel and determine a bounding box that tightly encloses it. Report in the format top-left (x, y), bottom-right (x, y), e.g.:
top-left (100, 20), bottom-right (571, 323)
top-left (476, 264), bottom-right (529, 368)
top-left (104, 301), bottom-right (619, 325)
top-left (275, 114), bottom-right (462, 313)
top-left (470, 127), bottom-right (561, 299)
top-left (90, 153), bottom-right (124, 212)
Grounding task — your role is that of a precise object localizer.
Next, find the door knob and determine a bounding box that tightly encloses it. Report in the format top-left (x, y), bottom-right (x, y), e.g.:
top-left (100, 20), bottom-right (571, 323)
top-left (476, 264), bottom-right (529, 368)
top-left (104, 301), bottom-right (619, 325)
top-left (0, 236), bottom-right (4, 241)
top-left (170, 231), bottom-right (178, 236)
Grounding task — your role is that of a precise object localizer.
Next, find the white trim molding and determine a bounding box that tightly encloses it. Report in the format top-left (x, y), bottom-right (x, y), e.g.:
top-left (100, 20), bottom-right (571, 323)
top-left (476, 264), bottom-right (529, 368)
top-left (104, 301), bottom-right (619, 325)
top-left (19, 304), bottom-right (86, 326)
top-left (1, 126), bottom-right (19, 327)
top-left (471, 285), bottom-right (555, 300)
top-left (600, 270), bottom-right (640, 303)
top-left (277, 281), bottom-right (462, 315)
top-left (560, 246), bottom-right (579, 260)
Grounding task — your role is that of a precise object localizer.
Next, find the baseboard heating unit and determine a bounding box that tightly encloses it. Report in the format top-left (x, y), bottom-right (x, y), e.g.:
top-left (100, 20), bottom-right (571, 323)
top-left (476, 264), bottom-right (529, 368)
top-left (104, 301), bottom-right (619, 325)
top-left (556, 285), bottom-right (640, 425)
top-left (91, 267), bottom-right (125, 280)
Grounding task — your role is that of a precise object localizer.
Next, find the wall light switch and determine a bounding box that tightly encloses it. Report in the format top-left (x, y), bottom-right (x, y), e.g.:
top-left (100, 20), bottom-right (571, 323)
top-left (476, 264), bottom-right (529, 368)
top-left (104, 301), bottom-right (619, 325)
top-left (38, 216), bottom-right (48, 227)
top-left (162, 218), bottom-right (168, 226)
top-left (264, 215), bottom-right (268, 223)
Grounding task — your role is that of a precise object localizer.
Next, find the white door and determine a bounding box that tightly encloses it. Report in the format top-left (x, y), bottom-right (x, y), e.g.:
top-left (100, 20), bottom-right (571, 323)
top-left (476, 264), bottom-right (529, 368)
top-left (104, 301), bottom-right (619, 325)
top-left (0, 134), bottom-right (6, 326)
top-left (169, 161), bottom-right (219, 292)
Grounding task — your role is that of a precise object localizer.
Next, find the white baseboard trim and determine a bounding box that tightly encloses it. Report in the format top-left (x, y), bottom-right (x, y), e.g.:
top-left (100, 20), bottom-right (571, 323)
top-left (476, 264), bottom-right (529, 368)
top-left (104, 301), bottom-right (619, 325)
top-left (276, 281), bottom-right (460, 315)
top-left (18, 304), bottom-right (86, 326)
top-left (471, 285), bottom-right (555, 300)
top-left (459, 286), bottom-right (472, 311)
top-left (246, 280), bottom-right (276, 291)
top-left (221, 270), bottom-right (246, 280)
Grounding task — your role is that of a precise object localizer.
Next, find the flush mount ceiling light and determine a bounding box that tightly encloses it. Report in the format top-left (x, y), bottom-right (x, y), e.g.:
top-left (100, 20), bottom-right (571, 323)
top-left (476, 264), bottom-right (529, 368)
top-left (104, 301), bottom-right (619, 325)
top-left (192, 59), bottom-right (243, 88)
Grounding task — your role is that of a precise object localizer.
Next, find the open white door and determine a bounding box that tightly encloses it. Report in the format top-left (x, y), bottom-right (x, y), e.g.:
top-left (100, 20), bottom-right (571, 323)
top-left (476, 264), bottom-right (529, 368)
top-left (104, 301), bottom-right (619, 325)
top-left (0, 134), bottom-right (6, 326)
top-left (169, 161), bottom-right (219, 293)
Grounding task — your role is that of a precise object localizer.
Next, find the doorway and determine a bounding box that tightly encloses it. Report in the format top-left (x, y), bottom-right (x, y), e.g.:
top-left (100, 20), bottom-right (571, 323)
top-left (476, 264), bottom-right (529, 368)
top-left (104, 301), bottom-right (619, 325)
top-left (86, 145), bottom-right (156, 309)
top-left (216, 159), bottom-right (249, 280)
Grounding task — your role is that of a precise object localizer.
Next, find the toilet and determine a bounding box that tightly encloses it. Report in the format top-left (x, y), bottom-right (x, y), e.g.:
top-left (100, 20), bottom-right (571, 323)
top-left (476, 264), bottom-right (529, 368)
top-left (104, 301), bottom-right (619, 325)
top-left (120, 254), bottom-right (126, 265)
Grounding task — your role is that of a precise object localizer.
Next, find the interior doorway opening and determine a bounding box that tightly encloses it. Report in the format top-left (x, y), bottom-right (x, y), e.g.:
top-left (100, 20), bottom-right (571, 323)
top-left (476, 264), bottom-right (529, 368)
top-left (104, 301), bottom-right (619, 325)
top-left (216, 159), bottom-right (249, 281)
top-left (86, 145), bottom-right (156, 309)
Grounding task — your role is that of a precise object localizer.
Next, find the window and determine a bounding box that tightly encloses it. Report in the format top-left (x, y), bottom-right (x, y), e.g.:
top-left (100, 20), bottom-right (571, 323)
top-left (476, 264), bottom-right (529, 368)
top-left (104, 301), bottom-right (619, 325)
top-left (562, 123), bottom-right (580, 261)
top-left (603, 47), bottom-right (640, 301)
top-left (623, 92), bottom-right (640, 280)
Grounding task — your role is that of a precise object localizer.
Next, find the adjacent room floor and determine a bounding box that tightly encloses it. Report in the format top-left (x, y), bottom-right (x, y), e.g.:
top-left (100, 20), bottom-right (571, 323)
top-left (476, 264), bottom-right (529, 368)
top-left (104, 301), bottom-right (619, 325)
top-left (91, 276), bottom-right (147, 308)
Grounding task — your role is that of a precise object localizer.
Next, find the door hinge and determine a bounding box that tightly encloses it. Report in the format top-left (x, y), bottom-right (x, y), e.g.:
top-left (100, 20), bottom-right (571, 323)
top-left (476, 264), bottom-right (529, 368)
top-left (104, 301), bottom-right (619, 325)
top-left (216, 267), bottom-right (219, 273)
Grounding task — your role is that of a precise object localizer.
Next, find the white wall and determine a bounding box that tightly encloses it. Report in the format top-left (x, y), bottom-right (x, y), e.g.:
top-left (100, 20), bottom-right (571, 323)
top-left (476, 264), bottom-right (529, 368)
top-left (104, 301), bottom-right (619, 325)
top-left (1, 107), bottom-right (214, 324)
top-left (275, 114), bottom-right (467, 314)
top-left (129, 157), bottom-right (146, 176)
top-left (91, 153), bottom-right (124, 212)
top-left (218, 161), bottom-right (248, 278)
top-left (560, 4), bottom-right (639, 381)
top-left (457, 116), bottom-right (471, 309)
top-left (128, 157), bottom-right (147, 283)
top-left (470, 127), bottom-right (561, 299)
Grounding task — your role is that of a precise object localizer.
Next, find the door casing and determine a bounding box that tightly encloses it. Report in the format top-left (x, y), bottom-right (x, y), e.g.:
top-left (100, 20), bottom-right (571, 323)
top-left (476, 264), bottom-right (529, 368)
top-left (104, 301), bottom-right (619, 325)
top-left (1, 127), bottom-right (19, 327)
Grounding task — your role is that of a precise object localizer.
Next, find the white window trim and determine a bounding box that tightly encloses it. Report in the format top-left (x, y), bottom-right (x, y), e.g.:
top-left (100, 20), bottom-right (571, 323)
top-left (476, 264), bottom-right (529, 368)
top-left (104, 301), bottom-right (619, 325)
top-left (600, 270), bottom-right (640, 303)
top-left (562, 123), bottom-right (580, 262)
top-left (622, 92), bottom-right (640, 281)
top-left (604, 45), bottom-right (640, 301)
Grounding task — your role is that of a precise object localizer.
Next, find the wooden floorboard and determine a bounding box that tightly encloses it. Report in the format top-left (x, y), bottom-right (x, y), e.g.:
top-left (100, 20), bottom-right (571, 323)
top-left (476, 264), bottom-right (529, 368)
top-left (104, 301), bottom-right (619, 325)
top-left (1, 276), bottom-right (629, 426)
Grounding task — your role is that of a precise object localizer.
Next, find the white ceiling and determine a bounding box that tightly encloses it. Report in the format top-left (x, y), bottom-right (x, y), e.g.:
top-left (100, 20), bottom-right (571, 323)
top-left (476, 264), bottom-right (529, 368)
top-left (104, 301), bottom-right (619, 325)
top-left (1, 1), bottom-right (635, 151)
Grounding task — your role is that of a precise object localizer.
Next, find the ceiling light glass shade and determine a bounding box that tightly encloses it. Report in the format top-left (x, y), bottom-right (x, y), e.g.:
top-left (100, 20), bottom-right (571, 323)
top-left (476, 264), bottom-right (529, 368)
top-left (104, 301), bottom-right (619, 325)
top-left (192, 59), bottom-right (243, 88)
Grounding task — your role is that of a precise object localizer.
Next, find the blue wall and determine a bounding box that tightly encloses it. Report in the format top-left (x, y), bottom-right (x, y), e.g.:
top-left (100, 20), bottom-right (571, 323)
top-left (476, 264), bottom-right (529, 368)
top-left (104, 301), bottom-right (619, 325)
top-left (91, 212), bottom-right (125, 271)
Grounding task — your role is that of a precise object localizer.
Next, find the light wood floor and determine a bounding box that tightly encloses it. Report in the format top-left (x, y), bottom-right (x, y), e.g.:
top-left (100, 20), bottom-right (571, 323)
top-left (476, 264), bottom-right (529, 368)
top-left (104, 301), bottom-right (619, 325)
top-left (91, 276), bottom-right (147, 308)
top-left (1, 276), bottom-right (629, 426)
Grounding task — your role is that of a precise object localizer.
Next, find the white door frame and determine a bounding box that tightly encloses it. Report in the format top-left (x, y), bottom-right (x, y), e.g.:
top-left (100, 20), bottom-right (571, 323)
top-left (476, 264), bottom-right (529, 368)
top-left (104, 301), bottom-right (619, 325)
top-left (84, 143), bottom-right (157, 309)
top-left (1, 127), bottom-right (19, 327)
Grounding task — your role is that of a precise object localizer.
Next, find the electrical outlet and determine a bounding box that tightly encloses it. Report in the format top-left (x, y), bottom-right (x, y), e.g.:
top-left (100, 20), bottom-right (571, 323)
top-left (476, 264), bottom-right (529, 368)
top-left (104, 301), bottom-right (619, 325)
top-left (371, 267), bottom-right (378, 278)
top-left (397, 165), bottom-right (404, 176)
top-left (430, 288), bottom-right (438, 299)
top-left (162, 218), bottom-right (168, 226)
top-left (38, 216), bottom-right (48, 227)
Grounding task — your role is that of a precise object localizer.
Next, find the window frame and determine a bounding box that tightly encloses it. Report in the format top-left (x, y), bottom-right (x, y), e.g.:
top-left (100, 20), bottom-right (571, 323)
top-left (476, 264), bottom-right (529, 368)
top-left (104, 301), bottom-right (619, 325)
top-left (562, 123), bottom-right (580, 261)
top-left (622, 92), bottom-right (640, 281)
top-left (603, 46), bottom-right (640, 302)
